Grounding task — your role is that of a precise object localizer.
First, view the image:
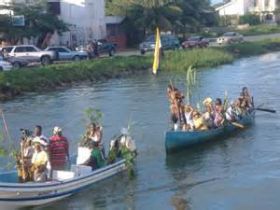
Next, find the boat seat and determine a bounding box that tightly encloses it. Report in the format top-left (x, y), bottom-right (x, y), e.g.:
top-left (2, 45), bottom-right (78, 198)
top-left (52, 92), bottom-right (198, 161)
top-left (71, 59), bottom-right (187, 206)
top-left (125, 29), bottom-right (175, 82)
top-left (52, 170), bottom-right (75, 181)
top-left (71, 164), bottom-right (92, 177)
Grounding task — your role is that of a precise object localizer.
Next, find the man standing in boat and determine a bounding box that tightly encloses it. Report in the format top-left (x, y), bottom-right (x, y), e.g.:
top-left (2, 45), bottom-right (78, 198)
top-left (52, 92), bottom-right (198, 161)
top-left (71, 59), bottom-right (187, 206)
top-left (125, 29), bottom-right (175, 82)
top-left (33, 125), bottom-right (48, 147)
top-left (49, 126), bottom-right (69, 171)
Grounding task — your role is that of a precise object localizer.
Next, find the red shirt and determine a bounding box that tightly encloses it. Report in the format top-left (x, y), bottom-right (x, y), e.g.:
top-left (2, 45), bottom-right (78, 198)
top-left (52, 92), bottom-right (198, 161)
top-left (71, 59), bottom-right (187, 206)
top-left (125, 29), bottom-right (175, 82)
top-left (49, 135), bottom-right (69, 169)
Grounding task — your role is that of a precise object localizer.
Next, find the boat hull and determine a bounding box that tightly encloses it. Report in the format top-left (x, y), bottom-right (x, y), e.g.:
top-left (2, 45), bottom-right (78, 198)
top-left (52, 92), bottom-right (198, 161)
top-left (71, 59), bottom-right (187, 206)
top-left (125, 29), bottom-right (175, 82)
top-left (0, 160), bottom-right (126, 208)
top-left (165, 112), bottom-right (255, 153)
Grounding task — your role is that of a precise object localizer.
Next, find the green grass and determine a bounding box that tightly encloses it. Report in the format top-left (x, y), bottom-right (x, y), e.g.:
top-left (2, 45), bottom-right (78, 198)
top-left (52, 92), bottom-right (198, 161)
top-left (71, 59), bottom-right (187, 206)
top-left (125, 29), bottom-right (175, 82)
top-left (235, 24), bottom-right (280, 36)
top-left (1, 38), bottom-right (280, 100)
top-left (161, 48), bottom-right (234, 72)
top-left (0, 56), bottom-right (151, 99)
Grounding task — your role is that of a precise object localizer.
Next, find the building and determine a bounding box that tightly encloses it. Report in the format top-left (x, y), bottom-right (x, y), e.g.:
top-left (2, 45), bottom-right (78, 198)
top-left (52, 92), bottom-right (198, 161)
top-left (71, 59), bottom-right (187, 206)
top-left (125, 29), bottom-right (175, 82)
top-left (48, 0), bottom-right (106, 47)
top-left (215, 0), bottom-right (279, 22)
top-left (0, 0), bottom-right (107, 46)
top-left (105, 16), bottom-right (127, 49)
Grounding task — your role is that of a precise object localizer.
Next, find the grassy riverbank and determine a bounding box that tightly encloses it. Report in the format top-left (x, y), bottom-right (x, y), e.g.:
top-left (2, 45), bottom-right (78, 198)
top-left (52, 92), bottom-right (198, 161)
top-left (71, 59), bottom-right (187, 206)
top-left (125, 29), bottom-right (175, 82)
top-left (0, 56), bottom-right (151, 100)
top-left (1, 38), bottom-right (280, 100)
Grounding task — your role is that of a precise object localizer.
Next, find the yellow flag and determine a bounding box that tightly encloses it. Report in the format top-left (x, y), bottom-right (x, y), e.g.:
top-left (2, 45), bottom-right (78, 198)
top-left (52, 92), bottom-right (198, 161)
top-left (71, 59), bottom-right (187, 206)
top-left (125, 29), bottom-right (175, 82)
top-left (152, 27), bottom-right (161, 75)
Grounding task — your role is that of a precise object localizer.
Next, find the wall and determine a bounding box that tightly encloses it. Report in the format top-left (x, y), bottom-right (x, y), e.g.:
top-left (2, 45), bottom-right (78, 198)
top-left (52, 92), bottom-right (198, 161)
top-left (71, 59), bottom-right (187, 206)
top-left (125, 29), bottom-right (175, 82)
top-left (217, 0), bottom-right (245, 16)
top-left (56, 0), bottom-right (106, 47)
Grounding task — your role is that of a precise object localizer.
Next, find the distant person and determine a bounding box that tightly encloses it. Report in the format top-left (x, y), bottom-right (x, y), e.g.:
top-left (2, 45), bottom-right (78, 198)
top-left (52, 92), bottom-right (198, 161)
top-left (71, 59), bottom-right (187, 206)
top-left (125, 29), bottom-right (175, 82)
top-left (49, 126), bottom-right (69, 170)
top-left (93, 40), bottom-right (99, 57)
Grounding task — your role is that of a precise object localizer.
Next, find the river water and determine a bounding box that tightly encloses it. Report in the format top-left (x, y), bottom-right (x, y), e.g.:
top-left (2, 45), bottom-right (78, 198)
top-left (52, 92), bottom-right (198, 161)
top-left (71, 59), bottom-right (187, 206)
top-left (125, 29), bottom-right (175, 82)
top-left (1, 52), bottom-right (280, 210)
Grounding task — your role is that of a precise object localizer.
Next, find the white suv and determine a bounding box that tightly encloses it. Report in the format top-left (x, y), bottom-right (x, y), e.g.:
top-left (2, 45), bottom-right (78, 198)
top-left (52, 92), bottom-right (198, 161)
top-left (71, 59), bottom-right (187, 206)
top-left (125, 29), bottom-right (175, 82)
top-left (2, 45), bottom-right (57, 65)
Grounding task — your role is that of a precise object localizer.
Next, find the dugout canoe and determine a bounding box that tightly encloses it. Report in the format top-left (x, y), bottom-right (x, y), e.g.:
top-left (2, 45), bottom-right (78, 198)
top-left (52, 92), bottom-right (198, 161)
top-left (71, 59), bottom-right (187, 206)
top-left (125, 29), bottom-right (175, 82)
top-left (165, 111), bottom-right (255, 153)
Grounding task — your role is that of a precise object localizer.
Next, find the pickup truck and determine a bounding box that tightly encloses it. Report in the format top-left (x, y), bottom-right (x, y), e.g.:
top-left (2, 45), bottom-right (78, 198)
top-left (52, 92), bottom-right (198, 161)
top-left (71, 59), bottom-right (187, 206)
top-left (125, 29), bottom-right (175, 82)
top-left (1, 45), bottom-right (57, 65)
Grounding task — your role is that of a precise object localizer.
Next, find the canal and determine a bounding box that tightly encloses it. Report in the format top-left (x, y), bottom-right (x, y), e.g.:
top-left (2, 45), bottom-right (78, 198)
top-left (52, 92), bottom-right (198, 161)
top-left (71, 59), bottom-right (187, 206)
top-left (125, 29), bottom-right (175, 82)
top-left (1, 52), bottom-right (280, 210)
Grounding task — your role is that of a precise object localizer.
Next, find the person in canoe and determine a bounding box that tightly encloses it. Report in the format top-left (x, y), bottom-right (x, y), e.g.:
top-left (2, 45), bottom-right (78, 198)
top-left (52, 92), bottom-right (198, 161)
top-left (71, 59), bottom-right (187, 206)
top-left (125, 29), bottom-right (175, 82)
top-left (183, 105), bottom-right (194, 131)
top-left (31, 138), bottom-right (49, 182)
top-left (213, 98), bottom-right (225, 127)
top-left (167, 85), bottom-right (186, 130)
top-left (192, 110), bottom-right (208, 131)
top-left (239, 87), bottom-right (253, 110)
top-left (49, 126), bottom-right (70, 171)
top-left (202, 97), bottom-right (215, 129)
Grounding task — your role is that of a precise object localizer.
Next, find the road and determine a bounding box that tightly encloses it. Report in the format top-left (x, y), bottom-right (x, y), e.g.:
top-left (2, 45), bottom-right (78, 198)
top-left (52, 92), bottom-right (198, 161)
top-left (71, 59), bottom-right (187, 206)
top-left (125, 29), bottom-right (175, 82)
top-left (116, 33), bottom-right (280, 57)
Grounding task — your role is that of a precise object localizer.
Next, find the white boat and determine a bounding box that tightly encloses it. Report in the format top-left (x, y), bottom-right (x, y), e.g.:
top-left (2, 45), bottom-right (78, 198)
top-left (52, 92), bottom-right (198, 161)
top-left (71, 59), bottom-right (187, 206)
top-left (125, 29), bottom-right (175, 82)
top-left (0, 159), bottom-right (126, 209)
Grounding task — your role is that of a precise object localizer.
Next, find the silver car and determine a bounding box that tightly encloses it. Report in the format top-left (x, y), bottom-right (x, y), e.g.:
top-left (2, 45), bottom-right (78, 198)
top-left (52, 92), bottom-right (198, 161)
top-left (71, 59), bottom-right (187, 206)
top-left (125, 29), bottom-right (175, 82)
top-left (45, 46), bottom-right (88, 61)
top-left (0, 56), bottom-right (13, 71)
top-left (2, 45), bottom-right (56, 65)
top-left (217, 32), bottom-right (244, 45)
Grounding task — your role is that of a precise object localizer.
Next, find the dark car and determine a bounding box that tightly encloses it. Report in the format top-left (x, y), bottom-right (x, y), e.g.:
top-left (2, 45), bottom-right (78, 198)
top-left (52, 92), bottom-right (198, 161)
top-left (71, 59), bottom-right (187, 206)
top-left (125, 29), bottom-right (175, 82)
top-left (139, 34), bottom-right (180, 55)
top-left (76, 40), bottom-right (117, 57)
top-left (97, 39), bottom-right (117, 56)
top-left (182, 36), bottom-right (209, 49)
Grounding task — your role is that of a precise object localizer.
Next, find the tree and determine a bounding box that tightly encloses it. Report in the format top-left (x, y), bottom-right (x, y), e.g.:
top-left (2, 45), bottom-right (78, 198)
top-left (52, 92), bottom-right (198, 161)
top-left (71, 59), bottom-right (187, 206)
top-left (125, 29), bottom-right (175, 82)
top-left (0, 1), bottom-right (69, 47)
top-left (106, 0), bottom-right (217, 45)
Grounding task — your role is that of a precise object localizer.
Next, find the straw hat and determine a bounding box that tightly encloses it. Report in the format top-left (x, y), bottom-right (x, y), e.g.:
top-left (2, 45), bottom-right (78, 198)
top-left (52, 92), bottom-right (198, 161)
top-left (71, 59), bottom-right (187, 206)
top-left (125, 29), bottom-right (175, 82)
top-left (203, 97), bottom-right (212, 105)
top-left (33, 136), bottom-right (48, 146)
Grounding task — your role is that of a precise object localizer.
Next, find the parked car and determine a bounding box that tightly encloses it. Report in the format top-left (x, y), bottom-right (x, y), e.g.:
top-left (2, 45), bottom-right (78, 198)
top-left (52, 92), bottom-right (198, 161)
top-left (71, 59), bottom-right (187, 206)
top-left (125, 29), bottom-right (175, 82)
top-left (1, 45), bottom-right (57, 65)
top-left (97, 39), bottom-right (117, 56)
top-left (217, 32), bottom-right (244, 45)
top-left (139, 34), bottom-right (180, 55)
top-left (182, 36), bottom-right (209, 49)
top-left (45, 46), bottom-right (88, 61)
top-left (76, 40), bottom-right (117, 57)
top-left (0, 56), bottom-right (13, 71)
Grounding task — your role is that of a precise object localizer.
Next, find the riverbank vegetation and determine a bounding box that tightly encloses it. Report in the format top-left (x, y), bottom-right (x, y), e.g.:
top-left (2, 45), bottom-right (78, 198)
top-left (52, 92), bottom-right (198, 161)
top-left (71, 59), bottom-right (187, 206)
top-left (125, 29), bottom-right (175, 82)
top-left (1, 38), bottom-right (280, 100)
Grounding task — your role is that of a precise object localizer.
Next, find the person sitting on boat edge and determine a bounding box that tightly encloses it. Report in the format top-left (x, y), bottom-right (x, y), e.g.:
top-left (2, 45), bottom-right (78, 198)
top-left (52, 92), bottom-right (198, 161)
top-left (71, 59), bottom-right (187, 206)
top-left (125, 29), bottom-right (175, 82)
top-left (49, 126), bottom-right (70, 171)
top-left (192, 110), bottom-right (208, 131)
top-left (239, 87), bottom-right (254, 111)
top-left (85, 140), bottom-right (106, 170)
top-left (31, 138), bottom-right (49, 182)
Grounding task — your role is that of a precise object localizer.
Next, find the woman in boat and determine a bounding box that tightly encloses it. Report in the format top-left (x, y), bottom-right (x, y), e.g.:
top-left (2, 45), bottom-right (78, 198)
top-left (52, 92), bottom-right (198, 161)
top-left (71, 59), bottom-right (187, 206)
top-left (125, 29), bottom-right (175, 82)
top-left (170, 102), bottom-right (180, 130)
top-left (31, 138), bottom-right (49, 182)
top-left (49, 126), bottom-right (69, 171)
top-left (213, 98), bottom-right (225, 127)
top-left (184, 105), bottom-right (194, 131)
top-left (192, 110), bottom-right (208, 131)
top-left (202, 97), bottom-right (215, 129)
top-left (86, 140), bottom-right (105, 170)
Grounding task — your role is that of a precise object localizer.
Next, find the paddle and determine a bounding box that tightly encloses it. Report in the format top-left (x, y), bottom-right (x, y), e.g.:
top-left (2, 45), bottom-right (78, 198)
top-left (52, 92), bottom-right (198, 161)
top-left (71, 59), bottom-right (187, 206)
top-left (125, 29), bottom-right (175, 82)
top-left (254, 107), bottom-right (276, 113)
top-left (231, 121), bottom-right (245, 129)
